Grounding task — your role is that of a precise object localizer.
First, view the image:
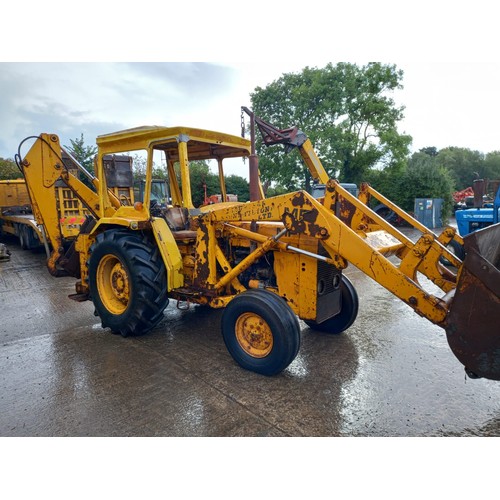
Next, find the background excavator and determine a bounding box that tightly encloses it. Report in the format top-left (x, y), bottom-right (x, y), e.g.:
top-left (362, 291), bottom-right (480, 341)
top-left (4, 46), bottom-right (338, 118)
top-left (13, 108), bottom-right (500, 380)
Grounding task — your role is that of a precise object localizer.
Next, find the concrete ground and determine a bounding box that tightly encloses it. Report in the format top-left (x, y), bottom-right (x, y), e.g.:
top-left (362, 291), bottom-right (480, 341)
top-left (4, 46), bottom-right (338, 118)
top-left (1, 232), bottom-right (500, 437)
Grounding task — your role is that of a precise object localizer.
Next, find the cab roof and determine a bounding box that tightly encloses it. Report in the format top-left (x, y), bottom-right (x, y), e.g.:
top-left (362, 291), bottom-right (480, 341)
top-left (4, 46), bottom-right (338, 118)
top-left (96, 126), bottom-right (252, 162)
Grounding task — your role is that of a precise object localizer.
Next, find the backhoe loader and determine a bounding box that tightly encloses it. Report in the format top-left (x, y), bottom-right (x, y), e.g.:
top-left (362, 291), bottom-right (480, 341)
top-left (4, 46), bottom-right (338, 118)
top-left (14, 109), bottom-right (500, 380)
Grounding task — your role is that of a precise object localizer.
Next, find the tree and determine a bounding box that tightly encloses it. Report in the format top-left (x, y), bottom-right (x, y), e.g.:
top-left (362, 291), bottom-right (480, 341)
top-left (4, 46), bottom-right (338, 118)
top-left (0, 157), bottom-right (21, 180)
top-left (250, 62), bottom-right (412, 190)
top-left (401, 154), bottom-right (455, 219)
top-left (368, 152), bottom-right (454, 219)
top-left (225, 174), bottom-right (249, 202)
top-left (65, 134), bottom-right (98, 175)
top-left (420, 146), bottom-right (438, 157)
top-left (483, 151), bottom-right (500, 183)
top-left (436, 147), bottom-right (484, 190)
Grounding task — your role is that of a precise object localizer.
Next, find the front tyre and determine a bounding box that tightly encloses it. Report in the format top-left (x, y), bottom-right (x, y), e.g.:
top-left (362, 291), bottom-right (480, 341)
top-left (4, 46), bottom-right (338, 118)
top-left (221, 289), bottom-right (300, 376)
top-left (88, 229), bottom-right (169, 336)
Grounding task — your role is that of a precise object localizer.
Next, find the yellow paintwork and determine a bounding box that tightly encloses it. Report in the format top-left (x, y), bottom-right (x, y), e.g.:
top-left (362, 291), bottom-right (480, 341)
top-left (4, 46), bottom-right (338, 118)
top-left (0, 179), bottom-right (31, 207)
top-left (206, 189), bottom-right (451, 325)
top-left (167, 160), bottom-right (182, 206)
top-left (97, 254), bottom-right (130, 314)
top-left (298, 139), bottom-right (330, 184)
top-left (150, 218), bottom-right (184, 290)
top-left (178, 140), bottom-right (194, 209)
top-left (75, 233), bottom-right (92, 294)
top-left (235, 312), bottom-right (274, 358)
top-left (96, 126), bottom-right (251, 158)
top-left (273, 251), bottom-right (318, 319)
top-left (18, 124), bottom-right (469, 330)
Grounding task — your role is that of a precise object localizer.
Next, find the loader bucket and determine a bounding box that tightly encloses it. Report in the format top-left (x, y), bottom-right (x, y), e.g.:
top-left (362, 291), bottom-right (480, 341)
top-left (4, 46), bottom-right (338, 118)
top-left (445, 223), bottom-right (500, 380)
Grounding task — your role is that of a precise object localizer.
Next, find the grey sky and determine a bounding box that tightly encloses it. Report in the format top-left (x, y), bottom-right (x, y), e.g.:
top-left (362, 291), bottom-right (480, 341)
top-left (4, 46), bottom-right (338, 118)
top-left (0, 62), bottom-right (238, 156)
top-left (1, 61), bottom-right (500, 178)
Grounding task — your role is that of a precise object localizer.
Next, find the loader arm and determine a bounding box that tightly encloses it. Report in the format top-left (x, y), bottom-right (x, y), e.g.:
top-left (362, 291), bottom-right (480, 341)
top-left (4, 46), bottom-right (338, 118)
top-left (242, 111), bottom-right (500, 380)
top-left (208, 190), bottom-right (450, 324)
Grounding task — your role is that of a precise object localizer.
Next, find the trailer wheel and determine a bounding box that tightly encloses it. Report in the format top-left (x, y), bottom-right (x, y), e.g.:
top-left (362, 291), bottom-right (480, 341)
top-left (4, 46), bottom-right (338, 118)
top-left (18, 225), bottom-right (28, 250)
top-left (88, 229), bottom-right (169, 337)
top-left (305, 275), bottom-right (359, 334)
top-left (221, 289), bottom-right (300, 376)
top-left (19, 225), bottom-right (39, 251)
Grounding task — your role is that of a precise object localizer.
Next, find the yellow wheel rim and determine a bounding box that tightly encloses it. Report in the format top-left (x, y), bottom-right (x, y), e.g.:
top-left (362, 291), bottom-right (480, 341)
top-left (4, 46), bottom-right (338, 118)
top-left (235, 312), bottom-right (273, 358)
top-left (96, 254), bottom-right (130, 314)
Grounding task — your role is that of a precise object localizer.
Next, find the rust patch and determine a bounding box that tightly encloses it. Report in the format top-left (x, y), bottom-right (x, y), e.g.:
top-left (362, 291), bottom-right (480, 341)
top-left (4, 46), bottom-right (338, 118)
top-left (281, 207), bottom-right (326, 238)
top-left (192, 217), bottom-right (211, 288)
top-left (291, 191), bottom-right (306, 207)
top-left (336, 197), bottom-right (356, 227)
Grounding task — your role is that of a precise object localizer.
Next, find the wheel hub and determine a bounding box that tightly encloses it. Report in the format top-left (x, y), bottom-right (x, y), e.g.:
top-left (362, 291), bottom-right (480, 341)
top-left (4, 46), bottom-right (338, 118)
top-left (110, 262), bottom-right (129, 301)
top-left (235, 312), bottom-right (273, 358)
top-left (97, 255), bottom-right (130, 314)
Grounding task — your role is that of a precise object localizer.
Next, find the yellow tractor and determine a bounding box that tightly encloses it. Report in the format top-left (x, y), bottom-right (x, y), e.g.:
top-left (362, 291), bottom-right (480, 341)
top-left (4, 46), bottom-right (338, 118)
top-left (15, 109), bottom-right (500, 379)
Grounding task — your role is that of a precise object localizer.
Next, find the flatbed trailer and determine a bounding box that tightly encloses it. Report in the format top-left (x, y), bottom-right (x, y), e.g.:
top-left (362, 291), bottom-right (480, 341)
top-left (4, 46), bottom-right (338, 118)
top-left (0, 211), bottom-right (47, 251)
top-left (0, 178), bottom-right (86, 253)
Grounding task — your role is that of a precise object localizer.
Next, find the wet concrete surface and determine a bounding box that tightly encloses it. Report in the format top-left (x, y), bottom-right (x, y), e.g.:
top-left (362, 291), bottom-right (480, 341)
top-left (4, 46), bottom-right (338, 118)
top-left (1, 231), bottom-right (500, 437)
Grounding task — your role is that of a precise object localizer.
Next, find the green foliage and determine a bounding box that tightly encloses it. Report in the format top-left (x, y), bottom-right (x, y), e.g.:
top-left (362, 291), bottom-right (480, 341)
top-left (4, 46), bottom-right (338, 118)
top-left (482, 151), bottom-right (500, 184)
top-left (437, 147), bottom-right (500, 192)
top-left (225, 175), bottom-right (249, 202)
top-left (131, 154), bottom-right (168, 181)
top-left (436, 147), bottom-right (484, 190)
top-left (0, 157), bottom-right (22, 180)
top-left (65, 134), bottom-right (98, 175)
top-left (265, 184), bottom-right (289, 197)
top-left (367, 152), bottom-right (455, 219)
top-left (250, 62), bottom-right (412, 189)
top-left (131, 155), bottom-right (249, 207)
top-left (419, 146), bottom-right (438, 157)
top-left (188, 161), bottom-right (219, 207)
top-left (188, 164), bottom-right (250, 207)
top-left (131, 154), bottom-right (147, 178)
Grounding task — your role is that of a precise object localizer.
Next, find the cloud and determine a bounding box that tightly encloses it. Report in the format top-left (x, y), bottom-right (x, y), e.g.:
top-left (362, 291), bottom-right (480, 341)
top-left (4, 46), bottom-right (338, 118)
top-left (0, 62), bottom-right (238, 159)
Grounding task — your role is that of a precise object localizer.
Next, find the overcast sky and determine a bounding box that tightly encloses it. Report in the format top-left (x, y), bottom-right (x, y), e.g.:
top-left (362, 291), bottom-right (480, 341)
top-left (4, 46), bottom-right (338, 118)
top-left (1, 61), bottom-right (500, 178)
top-left (2, 1), bottom-right (499, 491)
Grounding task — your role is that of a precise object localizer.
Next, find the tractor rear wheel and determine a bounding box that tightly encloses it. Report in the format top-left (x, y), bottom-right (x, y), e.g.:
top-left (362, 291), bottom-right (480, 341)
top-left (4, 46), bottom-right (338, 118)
top-left (221, 289), bottom-right (300, 376)
top-left (441, 239), bottom-right (465, 265)
top-left (305, 275), bottom-right (359, 334)
top-left (88, 229), bottom-right (169, 336)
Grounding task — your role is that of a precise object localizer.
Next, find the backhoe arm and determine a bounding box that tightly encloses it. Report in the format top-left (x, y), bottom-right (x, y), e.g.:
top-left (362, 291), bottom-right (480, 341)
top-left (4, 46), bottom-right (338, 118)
top-left (18, 134), bottom-right (119, 275)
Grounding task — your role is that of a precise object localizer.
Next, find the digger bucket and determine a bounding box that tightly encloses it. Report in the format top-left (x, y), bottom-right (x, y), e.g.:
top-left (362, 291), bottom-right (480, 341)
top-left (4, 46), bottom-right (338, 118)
top-left (445, 223), bottom-right (500, 380)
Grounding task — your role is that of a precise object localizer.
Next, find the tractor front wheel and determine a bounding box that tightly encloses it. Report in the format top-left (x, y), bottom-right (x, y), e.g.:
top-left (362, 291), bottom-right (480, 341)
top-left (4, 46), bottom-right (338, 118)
top-left (88, 229), bottom-right (169, 336)
top-left (221, 289), bottom-right (300, 376)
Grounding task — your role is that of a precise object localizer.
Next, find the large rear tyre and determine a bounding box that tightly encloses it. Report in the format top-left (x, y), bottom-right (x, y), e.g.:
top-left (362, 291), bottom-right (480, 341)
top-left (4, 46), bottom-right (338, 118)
top-left (221, 289), bottom-right (300, 376)
top-left (305, 275), bottom-right (359, 334)
top-left (88, 229), bottom-right (169, 337)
